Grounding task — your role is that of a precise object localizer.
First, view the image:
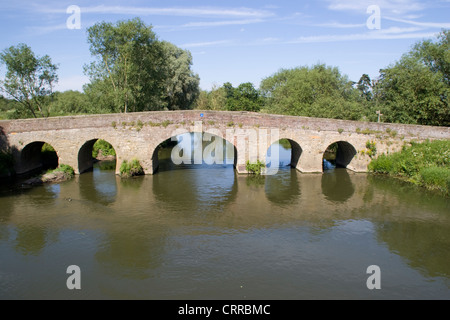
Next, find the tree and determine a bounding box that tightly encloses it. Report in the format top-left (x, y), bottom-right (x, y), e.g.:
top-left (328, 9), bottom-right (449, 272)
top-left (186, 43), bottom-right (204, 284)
top-left (357, 74), bottom-right (373, 101)
top-left (160, 41), bottom-right (200, 110)
top-left (84, 18), bottom-right (164, 113)
top-left (223, 82), bottom-right (263, 112)
top-left (84, 18), bottom-right (200, 113)
top-left (0, 43), bottom-right (58, 118)
top-left (260, 64), bottom-right (364, 120)
top-left (375, 30), bottom-right (449, 126)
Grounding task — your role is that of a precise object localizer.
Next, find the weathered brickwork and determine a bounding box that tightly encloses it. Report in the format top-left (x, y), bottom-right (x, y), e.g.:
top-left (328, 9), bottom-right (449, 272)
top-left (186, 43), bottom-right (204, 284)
top-left (1, 110), bottom-right (449, 175)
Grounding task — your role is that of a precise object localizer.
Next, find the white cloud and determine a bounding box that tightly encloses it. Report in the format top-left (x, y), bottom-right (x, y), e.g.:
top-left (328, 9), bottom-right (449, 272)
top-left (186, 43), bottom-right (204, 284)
top-left (180, 40), bottom-right (235, 48)
top-left (40, 5), bottom-right (275, 19)
top-left (324, 0), bottom-right (427, 14)
top-left (384, 16), bottom-right (450, 28)
top-left (287, 30), bottom-right (438, 44)
top-left (181, 19), bottom-right (264, 28)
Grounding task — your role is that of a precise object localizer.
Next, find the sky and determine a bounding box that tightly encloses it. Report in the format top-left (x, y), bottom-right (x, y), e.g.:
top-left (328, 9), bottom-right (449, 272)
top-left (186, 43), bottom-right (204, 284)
top-left (0, 0), bottom-right (449, 92)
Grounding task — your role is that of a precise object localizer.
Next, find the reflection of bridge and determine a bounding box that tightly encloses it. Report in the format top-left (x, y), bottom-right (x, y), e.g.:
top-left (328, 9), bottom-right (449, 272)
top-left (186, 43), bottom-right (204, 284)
top-left (0, 110), bottom-right (448, 175)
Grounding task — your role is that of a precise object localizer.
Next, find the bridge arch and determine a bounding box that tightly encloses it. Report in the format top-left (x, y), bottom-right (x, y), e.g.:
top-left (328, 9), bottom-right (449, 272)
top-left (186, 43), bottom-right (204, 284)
top-left (266, 138), bottom-right (303, 171)
top-left (322, 140), bottom-right (357, 171)
top-left (19, 141), bottom-right (59, 175)
top-left (78, 138), bottom-right (117, 174)
top-left (150, 129), bottom-right (237, 173)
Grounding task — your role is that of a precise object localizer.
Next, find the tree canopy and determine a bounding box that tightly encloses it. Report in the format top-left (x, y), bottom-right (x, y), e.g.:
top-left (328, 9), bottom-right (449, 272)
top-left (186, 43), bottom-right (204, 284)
top-left (260, 64), bottom-right (364, 120)
top-left (0, 43), bottom-right (58, 118)
top-left (374, 30), bottom-right (449, 126)
top-left (83, 18), bottom-right (199, 113)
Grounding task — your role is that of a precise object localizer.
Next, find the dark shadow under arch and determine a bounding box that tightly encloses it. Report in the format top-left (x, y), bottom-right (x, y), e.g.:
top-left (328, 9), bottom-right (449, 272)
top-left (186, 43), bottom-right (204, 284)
top-left (19, 141), bottom-right (58, 175)
top-left (323, 141), bottom-right (357, 171)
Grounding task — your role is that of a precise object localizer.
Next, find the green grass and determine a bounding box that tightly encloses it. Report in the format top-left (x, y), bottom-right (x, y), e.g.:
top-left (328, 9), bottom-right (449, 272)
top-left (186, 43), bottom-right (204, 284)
top-left (369, 139), bottom-right (450, 195)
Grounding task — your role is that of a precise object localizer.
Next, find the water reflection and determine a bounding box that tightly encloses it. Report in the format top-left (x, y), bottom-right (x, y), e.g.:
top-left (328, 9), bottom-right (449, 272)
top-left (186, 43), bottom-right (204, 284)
top-left (0, 143), bottom-right (449, 299)
top-left (321, 169), bottom-right (355, 203)
top-left (265, 167), bottom-right (300, 206)
top-left (79, 160), bottom-right (117, 206)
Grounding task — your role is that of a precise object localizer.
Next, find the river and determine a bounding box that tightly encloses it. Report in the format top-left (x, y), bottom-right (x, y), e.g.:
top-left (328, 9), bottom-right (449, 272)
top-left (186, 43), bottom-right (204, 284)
top-left (0, 140), bottom-right (449, 299)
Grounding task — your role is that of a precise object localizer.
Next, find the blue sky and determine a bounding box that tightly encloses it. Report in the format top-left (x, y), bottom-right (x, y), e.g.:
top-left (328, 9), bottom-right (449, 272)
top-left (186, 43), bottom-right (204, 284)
top-left (0, 0), bottom-right (449, 92)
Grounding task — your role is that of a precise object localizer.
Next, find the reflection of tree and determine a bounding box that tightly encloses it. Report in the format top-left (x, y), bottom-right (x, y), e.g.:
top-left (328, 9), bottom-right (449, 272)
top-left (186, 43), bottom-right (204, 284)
top-left (376, 221), bottom-right (450, 278)
top-left (368, 174), bottom-right (450, 279)
top-left (265, 168), bottom-right (300, 205)
top-left (321, 169), bottom-right (355, 203)
top-left (95, 226), bottom-right (167, 279)
top-left (79, 162), bottom-right (117, 206)
top-left (14, 225), bottom-right (50, 255)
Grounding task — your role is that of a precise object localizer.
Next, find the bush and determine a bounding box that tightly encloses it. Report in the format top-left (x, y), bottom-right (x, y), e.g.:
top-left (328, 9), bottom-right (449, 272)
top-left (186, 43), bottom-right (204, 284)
top-left (120, 159), bottom-right (144, 178)
top-left (369, 139), bottom-right (450, 195)
top-left (419, 167), bottom-right (450, 194)
top-left (246, 160), bottom-right (265, 175)
top-left (368, 154), bottom-right (393, 174)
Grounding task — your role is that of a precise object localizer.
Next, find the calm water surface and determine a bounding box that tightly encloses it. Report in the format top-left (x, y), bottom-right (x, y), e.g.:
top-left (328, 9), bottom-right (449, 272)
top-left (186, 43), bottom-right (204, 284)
top-left (0, 142), bottom-right (449, 299)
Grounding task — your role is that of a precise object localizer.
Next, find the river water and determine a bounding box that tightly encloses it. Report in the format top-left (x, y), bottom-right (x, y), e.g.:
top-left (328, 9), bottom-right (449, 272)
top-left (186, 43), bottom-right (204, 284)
top-left (0, 141), bottom-right (449, 300)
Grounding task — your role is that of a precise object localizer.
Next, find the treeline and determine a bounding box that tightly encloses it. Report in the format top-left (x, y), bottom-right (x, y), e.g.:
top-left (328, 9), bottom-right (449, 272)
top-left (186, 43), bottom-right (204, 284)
top-left (0, 18), bottom-right (200, 118)
top-left (0, 18), bottom-right (448, 127)
top-left (195, 29), bottom-right (449, 127)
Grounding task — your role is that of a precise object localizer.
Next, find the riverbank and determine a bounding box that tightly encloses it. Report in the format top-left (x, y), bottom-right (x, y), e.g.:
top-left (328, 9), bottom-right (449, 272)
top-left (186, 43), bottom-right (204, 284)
top-left (22, 164), bottom-right (75, 186)
top-left (368, 139), bottom-right (450, 196)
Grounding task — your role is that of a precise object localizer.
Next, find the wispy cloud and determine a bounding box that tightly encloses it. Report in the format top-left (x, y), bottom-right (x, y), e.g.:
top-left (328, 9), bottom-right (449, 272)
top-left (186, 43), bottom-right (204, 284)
top-left (324, 0), bottom-right (427, 14)
top-left (384, 16), bottom-right (450, 29)
top-left (40, 5), bottom-right (275, 19)
top-left (287, 29), bottom-right (438, 44)
top-left (180, 19), bottom-right (264, 28)
top-left (180, 40), bottom-right (235, 48)
top-left (313, 22), bottom-right (366, 28)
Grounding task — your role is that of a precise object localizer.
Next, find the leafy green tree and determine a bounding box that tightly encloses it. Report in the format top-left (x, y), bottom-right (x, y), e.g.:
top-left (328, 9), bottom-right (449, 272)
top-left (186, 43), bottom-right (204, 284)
top-left (84, 18), bottom-right (164, 113)
top-left (375, 30), bottom-right (449, 126)
top-left (0, 43), bottom-right (58, 118)
top-left (46, 90), bottom-right (92, 116)
top-left (84, 18), bottom-right (199, 113)
top-left (160, 41), bottom-right (200, 110)
top-left (260, 64), bottom-right (364, 120)
top-left (223, 82), bottom-right (263, 112)
top-left (193, 85), bottom-right (227, 111)
top-left (357, 74), bottom-right (373, 101)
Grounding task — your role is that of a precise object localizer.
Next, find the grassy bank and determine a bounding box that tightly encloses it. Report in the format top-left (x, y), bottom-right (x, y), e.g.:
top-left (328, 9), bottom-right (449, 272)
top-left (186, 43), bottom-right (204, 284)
top-left (368, 140), bottom-right (450, 195)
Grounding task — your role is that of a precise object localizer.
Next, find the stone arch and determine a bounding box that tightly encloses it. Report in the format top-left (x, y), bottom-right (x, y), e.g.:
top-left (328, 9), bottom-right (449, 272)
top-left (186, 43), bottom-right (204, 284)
top-left (266, 138), bottom-right (303, 171)
top-left (78, 138), bottom-right (117, 174)
top-left (150, 129), bottom-right (237, 174)
top-left (18, 141), bottom-right (58, 175)
top-left (322, 141), bottom-right (357, 171)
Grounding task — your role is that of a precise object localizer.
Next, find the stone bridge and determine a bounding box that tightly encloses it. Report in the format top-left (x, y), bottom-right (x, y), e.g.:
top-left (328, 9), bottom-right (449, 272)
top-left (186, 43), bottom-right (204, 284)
top-left (0, 111), bottom-right (448, 176)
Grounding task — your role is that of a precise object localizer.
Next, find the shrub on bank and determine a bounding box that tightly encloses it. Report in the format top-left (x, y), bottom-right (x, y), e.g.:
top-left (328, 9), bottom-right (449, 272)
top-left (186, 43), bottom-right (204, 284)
top-left (120, 159), bottom-right (144, 178)
top-left (369, 140), bottom-right (450, 195)
top-left (45, 164), bottom-right (75, 179)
